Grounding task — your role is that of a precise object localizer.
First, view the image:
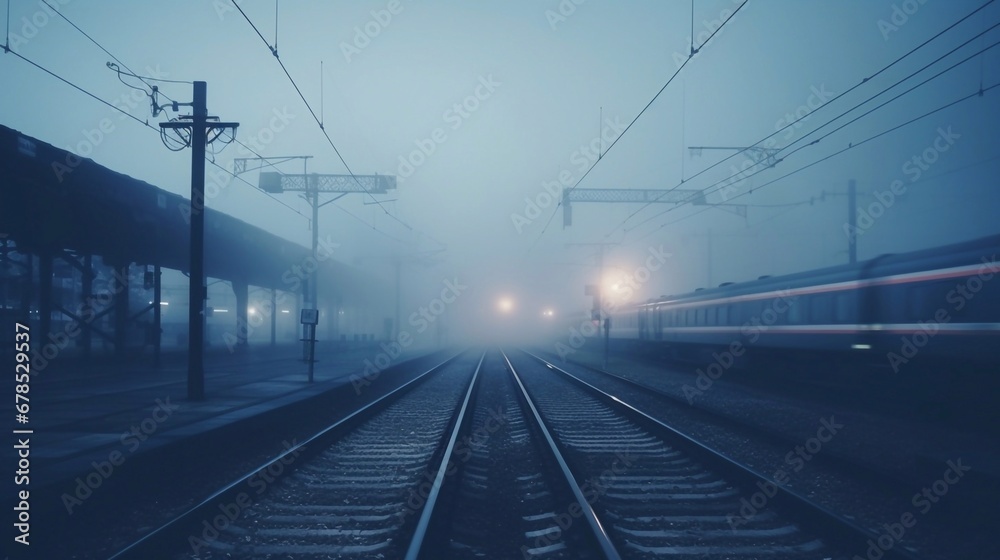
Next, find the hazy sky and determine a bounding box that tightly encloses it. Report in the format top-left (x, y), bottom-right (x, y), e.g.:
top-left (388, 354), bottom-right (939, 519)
top-left (3, 0), bottom-right (998, 324)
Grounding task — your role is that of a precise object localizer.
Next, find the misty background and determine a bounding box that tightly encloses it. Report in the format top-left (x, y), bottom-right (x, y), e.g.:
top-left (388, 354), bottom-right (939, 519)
top-left (2, 0), bottom-right (998, 342)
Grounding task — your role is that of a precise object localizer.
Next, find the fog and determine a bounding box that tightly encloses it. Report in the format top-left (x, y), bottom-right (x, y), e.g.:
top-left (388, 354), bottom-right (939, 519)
top-left (3, 0), bottom-right (998, 347)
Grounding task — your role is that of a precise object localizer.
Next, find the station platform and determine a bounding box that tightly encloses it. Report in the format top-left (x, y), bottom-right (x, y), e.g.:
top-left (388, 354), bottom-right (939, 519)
top-left (13, 341), bottom-right (438, 488)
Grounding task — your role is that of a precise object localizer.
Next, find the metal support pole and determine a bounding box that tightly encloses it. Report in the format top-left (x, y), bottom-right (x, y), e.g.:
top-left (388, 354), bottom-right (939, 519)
top-left (603, 317), bottom-right (610, 369)
top-left (81, 254), bottom-right (93, 358)
top-left (308, 324), bottom-right (316, 383)
top-left (114, 263), bottom-right (129, 359)
top-left (234, 280), bottom-right (249, 352)
top-left (394, 257), bottom-right (401, 340)
top-left (153, 264), bottom-right (161, 367)
top-left (188, 81), bottom-right (208, 400)
top-left (22, 254), bottom-right (33, 321)
top-left (38, 253), bottom-right (52, 344)
top-left (270, 288), bottom-right (276, 347)
top-left (311, 176), bottom-right (319, 311)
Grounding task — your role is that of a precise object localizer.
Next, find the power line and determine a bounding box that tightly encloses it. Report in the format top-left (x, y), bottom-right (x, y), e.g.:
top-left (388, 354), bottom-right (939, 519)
top-left (6, 50), bottom-right (152, 128)
top-left (617, 26), bottom-right (1000, 236)
top-left (4, 50), bottom-right (311, 220)
top-left (38, 0), bottom-right (187, 107)
top-left (231, 1), bottom-right (414, 232)
top-left (25, 3), bottom-right (418, 244)
top-left (630, 81), bottom-right (1000, 241)
top-left (611, 0), bottom-right (997, 233)
top-left (110, 64), bottom-right (192, 85)
top-left (627, 36), bottom-right (1000, 233)
top-left (527, 0), bottom-right (751, 253)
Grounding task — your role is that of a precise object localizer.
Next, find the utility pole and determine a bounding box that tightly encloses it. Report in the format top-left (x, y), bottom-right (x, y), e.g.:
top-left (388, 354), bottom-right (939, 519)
top-left (160, 81), bottom-right (238, 401)
top-left (394, 257), bottom-right (401, 340)
top-left (233, 155), bottom-right (313, 360)
top-left (257, 170), bottom-right (397, 369)
top-left (567, 242), bottom-right (618, 367)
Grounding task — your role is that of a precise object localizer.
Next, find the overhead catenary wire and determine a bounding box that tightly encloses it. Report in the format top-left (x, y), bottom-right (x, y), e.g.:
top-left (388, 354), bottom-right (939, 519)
top-left (37, 0), bottom-right (189, 110)
top-left (610, 0), bottom-right (997, 234)
top-left (623, 35), bottom-right (1000, 235)
top-left (526, 0), bottom-right (751, 253)
top-left (29, 1), bottom-right (420, 243)
top-left (230, 1), bottom-right (415, 232)
top-left (4, 50), bottom-right (315, 220)
top-left (630, 81), bottom-right (1000, 242)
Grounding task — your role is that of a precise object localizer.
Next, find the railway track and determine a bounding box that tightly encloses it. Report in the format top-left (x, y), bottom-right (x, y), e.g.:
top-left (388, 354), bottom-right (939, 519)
top-left (420, 350), bottom-right (601, 559)
top-left (544, 349), bottom-right (914, 492)
top-left (504, 349), bottom-right (924, 560)
top-left (108, 351), bottom-right (482, 560)
top-left (106, 347), bottom-right (924, 559)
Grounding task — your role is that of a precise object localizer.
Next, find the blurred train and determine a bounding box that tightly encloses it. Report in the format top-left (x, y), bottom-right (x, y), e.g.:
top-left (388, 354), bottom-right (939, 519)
top-left (607, 234), bottom-right (1000, 368)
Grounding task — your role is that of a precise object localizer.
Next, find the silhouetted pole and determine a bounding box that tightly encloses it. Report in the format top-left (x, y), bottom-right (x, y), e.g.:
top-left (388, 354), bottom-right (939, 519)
top-left (188, 82), bottom-right (208, 400)
top-left (848, 179), bottom-right (857, 264)
top-left (308, 165), bottom-right (318, 382)
top-left (394, 257), bottom-right (401, 340)
top-left (270, 288), bottom-right (277, 347)
top-left (153, 264), bottom-right (162, 368)
top-left (160, 81), bottom-right (238, 400)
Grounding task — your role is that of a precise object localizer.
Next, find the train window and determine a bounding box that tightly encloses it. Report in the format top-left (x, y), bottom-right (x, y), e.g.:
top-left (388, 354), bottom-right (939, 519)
top-left (905, 285), bottom-right (929, 322)
top-left (905, 281), bottom-right (950, 322)
top-left (787, 297), bottom-right (802, 324)
top-left (685, 309), bottom-right (693, 326)
top-left (834, 292), bottom-right (855, 323)
top-left (697, 307), bottom-right (706, 325)
top-left (718, 305), bottom-right (729, 325)
top-left (809, 295), bottom-right (831, 323)
top-left (729, 303), bottom-right (741, 325)
top-left (970, 274), bottom-right (1000, 322)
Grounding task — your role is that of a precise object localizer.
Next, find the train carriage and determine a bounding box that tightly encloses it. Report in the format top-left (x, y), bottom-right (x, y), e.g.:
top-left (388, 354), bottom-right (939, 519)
top-left (609, 234), bottom-right (1000, 366)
